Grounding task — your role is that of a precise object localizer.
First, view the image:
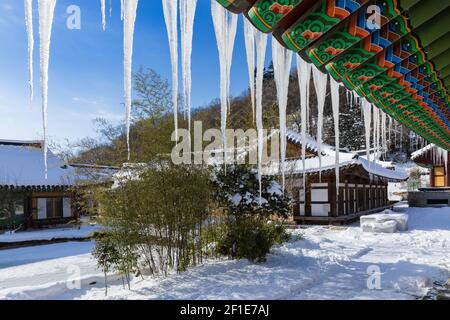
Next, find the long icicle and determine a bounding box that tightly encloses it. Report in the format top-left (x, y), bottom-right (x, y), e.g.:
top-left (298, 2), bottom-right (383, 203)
top-left (372, 106), bottom-right (378, 162)
top-left (381, 111), bottom-right (386, 159)
top-left (226, 13), bottom-right (238, 114)
top-left (180, 0), bottom-right (198, 133)
top-left (162, 0), bottom-right (179, 138)
top-left (362, 99), bottom-right (372, 175)
top-left (244, 19), bottom-right (256, 122)
top-left (388, 115), bottom-right (392, 147)
top-left (123, 0), bottom-right (139, 161)
top-left (296, 56), bottom-right (311, 194)
top-left (211, 0), bottom-right (238, 169)
top-left (100, 0), bottom-right (106, 31)
top-left (25, 0), bottom-right (34, 102)
top-left (330, 77), bottom-right (340, 210)
top-left (255, 31), bottom-right (268, 203)
top-left (272, 37), bottom-right (292, 191)
top-left (312, 66), bottom-right (328, 182)
top-left (38, 0), bottom-right (57, 179)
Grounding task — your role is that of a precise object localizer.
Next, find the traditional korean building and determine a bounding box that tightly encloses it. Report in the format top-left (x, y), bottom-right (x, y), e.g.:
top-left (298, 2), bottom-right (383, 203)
top-left (265, 130), bottom-right (409, 224)
top-left (0, 140), bottom-right (78, 229)
top-left (409, 144), bottom-right (450, 206)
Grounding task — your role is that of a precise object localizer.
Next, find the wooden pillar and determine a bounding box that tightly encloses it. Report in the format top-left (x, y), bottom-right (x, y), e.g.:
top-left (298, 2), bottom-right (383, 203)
top-left (363, 183), bottom-right (367, 211)
top-left (329, 175), bottom-right (337, 217)
top-left (446, 153), bottom-right (450, 187)
top-left (345, 180), bottom-right (349, 215)
top-left (430, 167), bottom-right (435, 187)
top-left (305, 175), bottom-right (312, 217)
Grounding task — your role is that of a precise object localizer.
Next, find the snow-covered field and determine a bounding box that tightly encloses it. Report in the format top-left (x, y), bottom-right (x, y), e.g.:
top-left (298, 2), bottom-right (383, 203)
top-left (0, 203), bottom-right (449, 300)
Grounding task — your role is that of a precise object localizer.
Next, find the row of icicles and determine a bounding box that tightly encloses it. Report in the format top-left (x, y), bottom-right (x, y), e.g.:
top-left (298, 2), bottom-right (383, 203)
top-left (24, 0), bottom-right (197, 178)
top-left (24, 1), bottom-right (430, 199)
top-left (24, 0), bottom-right (139, 178)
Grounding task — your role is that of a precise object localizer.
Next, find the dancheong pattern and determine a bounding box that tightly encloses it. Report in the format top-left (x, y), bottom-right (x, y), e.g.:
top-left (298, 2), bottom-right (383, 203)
top-left (216, 0), bottom-right (450, 150)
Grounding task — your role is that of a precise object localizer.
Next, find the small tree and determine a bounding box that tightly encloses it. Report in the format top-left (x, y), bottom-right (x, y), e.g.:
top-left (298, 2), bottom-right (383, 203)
top-left (90, 160), bottom-right (213, 281)
top-left (92, 234), bottom-right (120, 296)
top-left (408, 168), bottom-right (423, 191)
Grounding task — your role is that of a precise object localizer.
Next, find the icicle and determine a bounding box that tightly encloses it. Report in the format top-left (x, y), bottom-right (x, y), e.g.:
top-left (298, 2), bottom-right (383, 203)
top-left (226, 15), bottom-right (238, 114)
top-left (254, 31), bottom-right (268, 203)
top-left (211, 0), bottom-right (238, 168)
top-left (38, 0), bottom-right (57, 179)
top-left (162, 0), bottom-right (178, 138)
top-left (444, 149), bottom-right (448, 174)
top-left (123, 0), bottom-right (139, 161)
top-left (394, 120), bottom-right (397, 149)
top-left (381, 111), bottom-right (386, 158)
top-left (372, 106), bottom-right (378, 162)
top-left (306, 70), bottom-right (311, 134)
top-left (180, 0), bottom-right (198, 133)
top-left (312, 66), bottom-right (328, 182)
top-left (110, 0), bottom-right (112, 17)
top-left (296, 56), bottom-right (311, 193)
top-left (121, 0), bottom-right (124, 20)
top-left (25, 0), bottom-right (34, 102)
top-left (388, 115), bottom-right (392, 146)
top-left (362, 99), bottom-right (372, 171)
top-left (272, 37), bottom-right (292, 191)
top-left (438, 146), bottom-right (443, 165)
top-left (100, 0), bottom-right (106, 31)
top-left (400, 124), bottom-right (403, 152)
top-left (244, 19), bottom-right (256, 122)
top-left (330, 77), bottom-right (340, 203)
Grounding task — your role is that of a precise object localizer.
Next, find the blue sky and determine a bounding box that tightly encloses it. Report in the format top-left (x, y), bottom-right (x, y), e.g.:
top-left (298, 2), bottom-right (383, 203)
top-left (0, 0), bottom-right (268, 145)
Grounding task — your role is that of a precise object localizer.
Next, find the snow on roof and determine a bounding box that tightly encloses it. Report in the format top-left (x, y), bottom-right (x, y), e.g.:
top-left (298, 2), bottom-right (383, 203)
top-left (411, 144), bottom-right (434, 160)
top-left (264, 130), bottom-right (409, 181)
top-left (0, 139), bottom-right (42, 146)
top-left (0, 142), bottom-right (76, 187)
top-left (286, 130), bottom-right (334, 156)
top-left (264, 154), bottom-right (408, 181)
top-left (357, 156), bottom-right (409, 181)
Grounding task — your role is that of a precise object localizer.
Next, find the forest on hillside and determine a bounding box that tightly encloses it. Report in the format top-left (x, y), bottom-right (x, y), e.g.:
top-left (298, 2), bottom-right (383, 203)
top-left (55, 66), bottom-right (418, 166)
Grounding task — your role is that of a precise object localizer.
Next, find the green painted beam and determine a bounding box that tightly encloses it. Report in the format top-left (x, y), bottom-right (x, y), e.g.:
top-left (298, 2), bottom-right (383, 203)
top-left (406, 0), bottom-right (449, 28)
top-left (426, 32), bottom-right (450, 59)
top-left (432, 48), bottom-right (450, 72)
top-left (413, 8), bottom-right (450, 47)
top-left (398, 0), bottom-right (421, 10)
top-left (441, 65), bottom-right (450, 79)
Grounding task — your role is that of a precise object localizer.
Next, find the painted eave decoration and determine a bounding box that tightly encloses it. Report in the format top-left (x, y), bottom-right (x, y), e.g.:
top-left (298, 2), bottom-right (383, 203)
top-left (216, 0), bottom-right (450, 150)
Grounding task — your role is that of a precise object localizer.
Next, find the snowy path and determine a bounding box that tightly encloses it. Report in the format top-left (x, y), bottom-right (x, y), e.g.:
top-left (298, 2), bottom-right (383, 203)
top-left (0, 205), bottom-right (449, 300)
top-left (0, 242), bottom-right (99, 300)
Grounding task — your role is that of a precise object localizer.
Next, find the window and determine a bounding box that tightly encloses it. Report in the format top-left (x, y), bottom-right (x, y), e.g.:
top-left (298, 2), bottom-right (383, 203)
top-left (14, 202), bottom-right (24, 216)
top-left (37, 197), bottom-right (72, 220)
top-left (434, 166), bottom-right (445, 187)
top-left (47, 198), bottom-right (63, 218)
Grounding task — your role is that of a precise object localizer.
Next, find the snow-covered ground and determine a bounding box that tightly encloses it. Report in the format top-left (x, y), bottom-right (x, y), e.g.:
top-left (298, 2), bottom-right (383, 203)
top-left (0, 225), bottom-right (100, 243)
top-left (0, 204), bottom-right (449, 300)
top-left (388, 162), bottom-right (429, 201)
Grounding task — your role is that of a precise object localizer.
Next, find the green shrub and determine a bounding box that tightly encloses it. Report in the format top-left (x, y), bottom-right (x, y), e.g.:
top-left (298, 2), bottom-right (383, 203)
top-left (217, 217), bottom-right (290, 263)
top-left (213, 165), bottom-right (293, 262)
